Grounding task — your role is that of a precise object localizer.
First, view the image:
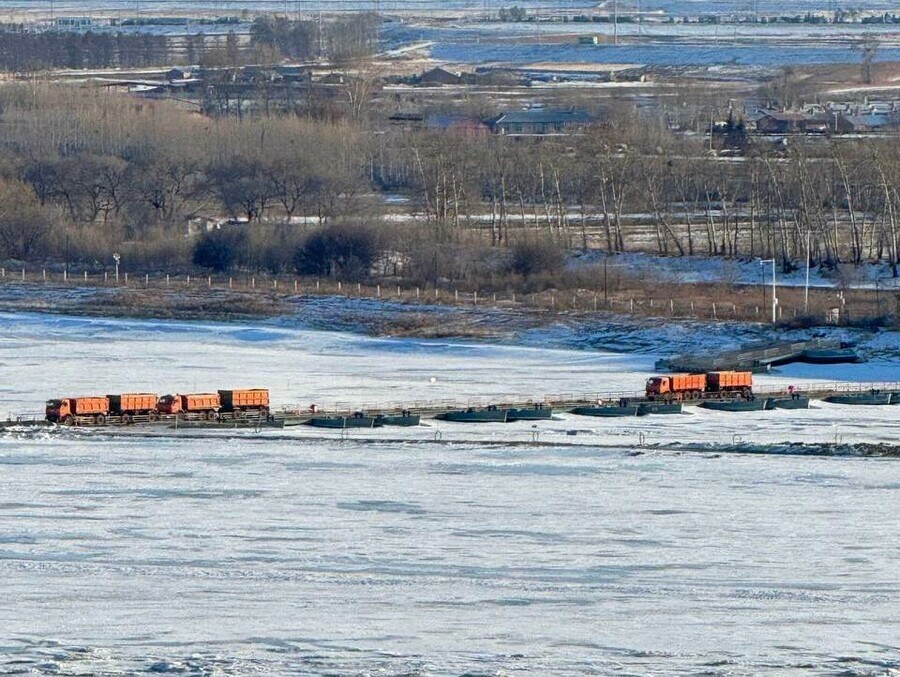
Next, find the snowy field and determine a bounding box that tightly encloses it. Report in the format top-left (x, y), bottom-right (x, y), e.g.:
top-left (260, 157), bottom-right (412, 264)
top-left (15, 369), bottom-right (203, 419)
top-left (1, 310), bottom-right (899, 675)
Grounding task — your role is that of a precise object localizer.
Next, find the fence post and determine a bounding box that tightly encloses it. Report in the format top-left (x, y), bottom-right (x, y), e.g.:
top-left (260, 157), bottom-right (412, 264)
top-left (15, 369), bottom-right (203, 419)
top-left (455, 289), bottom-right (458, 301)
top-left (358, 282), bottom-right (361, 295)
top-left (630, 298), bottom-right (634, 311)
top-left (337, 281), bottom-right (341, 292)
top-left (273, 280), bottom-right (278, 290)
top-left (166, 274), bottom-right (170, 287)
top-left (294, 280), bottom-right (298, 292)
top-left (690, 300), bottom-right (694, 314)
top-left (230, 277), bottom-right (233, 289)
top-left (64, 269), bottom-right (67, 282)
top-left (670, 299), bottom-right (674, 314)
top-left (208, 276), bottom-right (212, 287)
top-left (85, 271), bottom-right (88, 282)
top-left (649, 298), bottom-right (653, 308)
top-left (316, 279), bottom-right (320, 291)
top-left (1, 267), bottom-right (4, 278)
top-left (712, 302), bottom-right (718, 319)
top-left (474, 290), bottom-right (478, 306)
top-left (377, 284), bottom-right (381, 298)
top-left (593, 293), bottom-right (597, 311)
top-left (397, 285), bottom-right (401, 297)
top-left (416, 287), bottom-right (420, 299)
top-left (145, 274), bottom-right (149, 286)
top-left (124, 272), bottom-right (128, 286)
top-left (251, 277), bottom-right (255, 289)
top-left (104, 271), bottom-right (108, 282)
top-left (187, 275), bottom-right (191, 285)
top-left (551, 294), bottom-right (555, 309)
top-left (42, 269), bottom-right (46, 281)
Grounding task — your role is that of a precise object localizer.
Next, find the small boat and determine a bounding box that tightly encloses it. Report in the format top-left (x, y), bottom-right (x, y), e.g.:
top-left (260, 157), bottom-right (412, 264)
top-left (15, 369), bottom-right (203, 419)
top-left (571, 405), bottom-right (639, 417)
top-left (824, 392), bottom-right (892, 406)
top-left (800, 347), bottom-right (861, 364)
top-left (375, 412), bottom-right (421, 427)
top-left (700, 398), bottom-right (770, 412)
top-left (768, 396), bottom-right (811, 410)
top-left (307, 413), bottom-right (384, 429)
top-left (506, 406), bottom-right (553, 422)
top-left (637, 402), bottom-right (683, 416)
top-left (438, 406), bottom-right (507, 423)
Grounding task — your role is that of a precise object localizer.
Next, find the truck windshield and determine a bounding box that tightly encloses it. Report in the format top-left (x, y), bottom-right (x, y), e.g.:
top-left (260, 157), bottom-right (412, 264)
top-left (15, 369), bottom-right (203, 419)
top-left (46, 399), bottom-right (62, 407)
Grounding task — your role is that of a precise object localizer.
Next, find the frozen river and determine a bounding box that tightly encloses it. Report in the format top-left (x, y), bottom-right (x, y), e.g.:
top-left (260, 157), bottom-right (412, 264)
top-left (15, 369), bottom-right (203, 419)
top-left (1, 311), bottom-right (899, 675)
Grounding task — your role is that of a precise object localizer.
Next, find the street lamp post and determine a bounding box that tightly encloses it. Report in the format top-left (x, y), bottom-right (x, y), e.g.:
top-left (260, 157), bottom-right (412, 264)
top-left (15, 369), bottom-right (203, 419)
top-left (113, 253), bottom-right (121, 283)
top-left (760, 258), bottom-right (777, 323)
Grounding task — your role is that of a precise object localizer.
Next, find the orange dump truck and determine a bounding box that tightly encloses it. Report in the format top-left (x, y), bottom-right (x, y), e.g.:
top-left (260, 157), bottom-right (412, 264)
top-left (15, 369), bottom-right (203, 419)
top-left (706, 371), bottom-right (753, 395)
top-left (218, 388), bottom-right (270, 415)
top-left (645, 374), bottom-right (707, 400)
top-left (156, 393), bottom-right (221, 418)
top-left (108, 393), bottom-right (159, 420)
top-left (46, 397), bottom-right (110, 424)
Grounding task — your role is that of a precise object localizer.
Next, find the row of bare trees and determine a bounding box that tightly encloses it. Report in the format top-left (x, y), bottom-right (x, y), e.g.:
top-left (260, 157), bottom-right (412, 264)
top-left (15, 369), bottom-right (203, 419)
top-left (378, 121), bottom-right (900, 276)
top-left (0, 82), bottom-right (898, 281)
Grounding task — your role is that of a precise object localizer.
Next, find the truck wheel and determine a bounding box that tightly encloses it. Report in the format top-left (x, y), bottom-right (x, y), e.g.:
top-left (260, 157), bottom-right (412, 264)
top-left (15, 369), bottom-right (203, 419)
top-left (742, 388), bottom-right (752, 398)
top-left (95, 414), bottom-right (106, 426)
top-left (63, 415), bottom-right (74, 426)
top-left (122, 413), bottom-right (132, 425)
top-left (148, 411), bottom-right (159, 422)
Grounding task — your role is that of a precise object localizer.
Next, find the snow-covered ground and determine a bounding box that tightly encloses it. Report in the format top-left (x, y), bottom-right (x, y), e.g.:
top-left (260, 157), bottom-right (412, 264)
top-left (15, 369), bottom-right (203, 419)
top-left (1, 310), bottom-right (899, 675)
top-left (571, 250), bottom-right (900, 291)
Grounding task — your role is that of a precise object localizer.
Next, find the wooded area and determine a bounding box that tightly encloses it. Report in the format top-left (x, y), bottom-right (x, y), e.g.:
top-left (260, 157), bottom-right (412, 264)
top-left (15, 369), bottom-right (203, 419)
top-left (0, 77), bottom-right (897, 294)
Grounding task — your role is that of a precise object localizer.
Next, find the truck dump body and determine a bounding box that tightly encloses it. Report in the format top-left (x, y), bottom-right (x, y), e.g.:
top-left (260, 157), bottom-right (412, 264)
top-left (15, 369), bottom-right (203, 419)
top-left (218, 389), bottom-right (270, 411)
top-left (181, 393), bottom-right (221, 411)
top-left (707, 371), bottom-right (753, 392)
top-left (108, 393), bottom-right (158, 414)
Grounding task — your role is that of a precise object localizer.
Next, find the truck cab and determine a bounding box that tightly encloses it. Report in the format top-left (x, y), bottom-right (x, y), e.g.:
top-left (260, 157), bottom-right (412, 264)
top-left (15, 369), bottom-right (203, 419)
top-left (45, 398), bottom-right (70, 423)
top-left (645, 377), bottom-right (670, 397)
top-left (156, 394), bottom-right (182, 415)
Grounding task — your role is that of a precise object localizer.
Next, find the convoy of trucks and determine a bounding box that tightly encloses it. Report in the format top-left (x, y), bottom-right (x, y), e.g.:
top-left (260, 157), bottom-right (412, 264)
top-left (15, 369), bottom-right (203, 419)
top-left (46, 388), bottom-right (270, 424)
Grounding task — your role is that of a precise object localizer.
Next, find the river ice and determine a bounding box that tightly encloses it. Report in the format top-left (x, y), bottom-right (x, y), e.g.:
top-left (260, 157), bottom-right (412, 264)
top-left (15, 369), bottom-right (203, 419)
top-left (1, 311), bottom-right (898, 675)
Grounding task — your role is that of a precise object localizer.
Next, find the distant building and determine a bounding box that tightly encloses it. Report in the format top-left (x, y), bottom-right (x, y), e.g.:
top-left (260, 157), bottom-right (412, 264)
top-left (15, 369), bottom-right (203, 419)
top-left (755, 111), bottom-right (828, 134)
top-left (487, 108), bottom-right (593, 135)
top-left (417, 67), bottom-right (464, 87)
top-left (54, 17), bottom-right (94, 29)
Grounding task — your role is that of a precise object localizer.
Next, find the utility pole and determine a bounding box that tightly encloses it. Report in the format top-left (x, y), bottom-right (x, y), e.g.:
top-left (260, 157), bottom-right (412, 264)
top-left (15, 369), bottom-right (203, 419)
top-left (804, 228), bottom-right (811, 313)
top-left (760, 258), bottom-right (777, 323)
top-left (613, 0), bottom-right (618, 45)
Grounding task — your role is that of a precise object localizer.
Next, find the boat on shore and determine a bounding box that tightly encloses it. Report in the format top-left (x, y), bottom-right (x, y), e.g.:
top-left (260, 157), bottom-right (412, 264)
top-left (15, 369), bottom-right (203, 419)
top-left (800, 347), bottom-right (861, 364)
top-left (637, 402), bottom-right (683, 416)
top-left (506, 405), bottom-right (553, 422)
top-left (375, 412), bottom-right (421, 427)
top-left (307, 413), bottom-right (385, 429)
top-left (700, 398), bottom-right (769, 412)
top-left (571, 404), bottom-right (639, 417)
top-left (824, 392), bottom-right (892, 406)
top-left (438, 406), bottom-right (508, 423)
top-left (768, 396), bottom-right (811, 410)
